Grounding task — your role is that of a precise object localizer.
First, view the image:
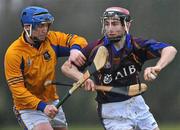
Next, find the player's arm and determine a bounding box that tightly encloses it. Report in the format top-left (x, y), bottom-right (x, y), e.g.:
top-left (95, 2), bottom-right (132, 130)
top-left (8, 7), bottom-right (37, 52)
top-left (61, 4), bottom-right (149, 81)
top-left (66, 34), bottom-right (88, 66)
top-left (61, 39), bottom-right (100, 88)
top-left (61, 60), bottom-right (84, 81)
top-left (50, 31), bottom-right (88, 66)
top-left (49, 31), bottom-right (87, 49)
top-left (144, 46), bottom-right (177, 81)
top-left (155, 46), bottom-right (177, 70)
top-left (138, 39), bottom-right (177, 81)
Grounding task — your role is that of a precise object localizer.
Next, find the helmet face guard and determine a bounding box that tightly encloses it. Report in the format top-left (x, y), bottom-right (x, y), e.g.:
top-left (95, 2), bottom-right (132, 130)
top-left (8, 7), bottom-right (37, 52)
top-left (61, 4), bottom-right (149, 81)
top-left (101, 7), bottom-right (131, 42)
top-left (102, 10), bottom-right (131, 23)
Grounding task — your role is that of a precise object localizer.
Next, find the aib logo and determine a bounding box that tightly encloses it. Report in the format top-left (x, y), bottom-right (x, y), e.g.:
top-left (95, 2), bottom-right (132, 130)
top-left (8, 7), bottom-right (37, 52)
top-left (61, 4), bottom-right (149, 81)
top-left (43, 51), bottom-right (51, 61)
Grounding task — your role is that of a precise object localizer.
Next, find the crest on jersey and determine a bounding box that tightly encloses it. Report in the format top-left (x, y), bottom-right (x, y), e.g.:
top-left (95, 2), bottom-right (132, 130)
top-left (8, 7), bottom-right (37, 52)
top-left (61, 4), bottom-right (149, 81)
top-left (103, 74), bottom-right (112, 84)
top-left (43, 51), bottom-right (51, 61)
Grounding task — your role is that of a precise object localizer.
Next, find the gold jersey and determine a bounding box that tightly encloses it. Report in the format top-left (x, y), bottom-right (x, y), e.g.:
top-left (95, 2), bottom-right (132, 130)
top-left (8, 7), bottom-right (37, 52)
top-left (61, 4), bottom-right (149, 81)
top-left (4, 31), bottom-right (87, 110)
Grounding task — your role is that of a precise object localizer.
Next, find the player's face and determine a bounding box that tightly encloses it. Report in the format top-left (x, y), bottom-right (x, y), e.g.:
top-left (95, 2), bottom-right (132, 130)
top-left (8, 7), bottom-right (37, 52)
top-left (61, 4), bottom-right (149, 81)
top-left (104, 18), bottom-right (125, 38)
top-left (32, 23), bottom-right (49, 41)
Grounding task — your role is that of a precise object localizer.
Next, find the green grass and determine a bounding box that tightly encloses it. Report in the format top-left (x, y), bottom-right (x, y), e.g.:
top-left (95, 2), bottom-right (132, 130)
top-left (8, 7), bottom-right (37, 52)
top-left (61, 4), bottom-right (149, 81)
top-left (159, 124), bottom-right (180, 130)
top-left (1, 124), bottom-right (180, 130)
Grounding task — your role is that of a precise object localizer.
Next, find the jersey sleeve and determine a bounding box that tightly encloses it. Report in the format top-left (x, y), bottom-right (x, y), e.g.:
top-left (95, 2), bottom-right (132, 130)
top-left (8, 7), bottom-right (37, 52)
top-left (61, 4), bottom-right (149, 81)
top-left (4, 50), bottom-right (41, 110)
top-left (134, 38), bottom-right (171, 62)
top-left (79, 40), bottom-right (102, 71)
top-left (48, 31), bottom-right (88, 57)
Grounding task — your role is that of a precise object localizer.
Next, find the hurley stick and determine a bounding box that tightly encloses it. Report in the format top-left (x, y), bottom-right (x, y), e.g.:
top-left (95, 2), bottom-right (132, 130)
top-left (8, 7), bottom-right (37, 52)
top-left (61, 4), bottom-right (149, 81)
top-left (95, 83), bottom-right (148, 96)
top-left (56, 46), bottom-right (108, 108)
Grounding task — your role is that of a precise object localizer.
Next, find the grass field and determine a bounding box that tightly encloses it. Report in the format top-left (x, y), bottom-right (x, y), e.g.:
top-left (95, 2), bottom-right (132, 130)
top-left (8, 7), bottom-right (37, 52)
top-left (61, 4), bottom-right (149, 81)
top-left (1, 124), bottom-right (180, 130)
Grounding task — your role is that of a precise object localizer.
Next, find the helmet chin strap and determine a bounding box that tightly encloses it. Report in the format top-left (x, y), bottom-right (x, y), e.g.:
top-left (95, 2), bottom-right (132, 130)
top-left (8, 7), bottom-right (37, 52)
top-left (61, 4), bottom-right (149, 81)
top-left (24, 24), bottom-right (32, 38)
top-left (24, 25), bottom-right (43, 48)
top-left (124, 19), bottom-right (129, 34)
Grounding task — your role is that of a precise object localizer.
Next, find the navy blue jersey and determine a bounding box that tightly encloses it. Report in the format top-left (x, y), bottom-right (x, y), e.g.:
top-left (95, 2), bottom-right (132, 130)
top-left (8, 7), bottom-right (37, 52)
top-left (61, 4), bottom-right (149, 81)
top-left (82, 34), bottom-right (170, 104)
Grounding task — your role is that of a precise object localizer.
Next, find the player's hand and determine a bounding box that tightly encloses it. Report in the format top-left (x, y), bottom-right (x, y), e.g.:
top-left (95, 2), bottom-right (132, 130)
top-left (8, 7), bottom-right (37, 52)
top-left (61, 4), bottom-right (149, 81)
top-left (83, 79), bottom-right (96, 92)
top-left (144, 65), bottom-right (161, 81)
top-left (44, 105), bottom-right (58, 119)
top-left (68, 49), bottom-right (86, 67)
